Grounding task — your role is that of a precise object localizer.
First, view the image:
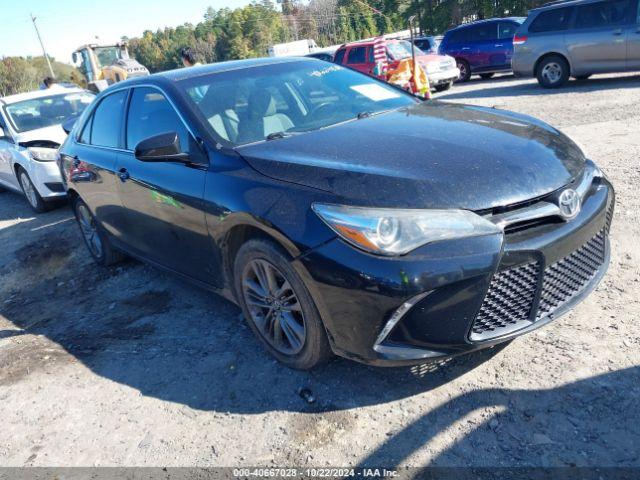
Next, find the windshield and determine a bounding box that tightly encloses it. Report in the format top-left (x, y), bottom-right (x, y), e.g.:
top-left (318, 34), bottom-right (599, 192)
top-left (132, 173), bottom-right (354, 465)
top-left (94, 47), bottom-right (123, 68)
top-left (4, 92), bottom-right (94, 133)
top-left (179, 60), bottom-right (419, 146)
top-left (387, 41), bottom-right (424, 60)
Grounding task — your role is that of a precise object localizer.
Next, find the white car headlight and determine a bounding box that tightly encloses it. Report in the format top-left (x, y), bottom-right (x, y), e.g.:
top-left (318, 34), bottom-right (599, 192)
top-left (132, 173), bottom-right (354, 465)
top-left (313, 204), bottom-right (502, 256)
top-left (28, 147), bottom-right (59, 162)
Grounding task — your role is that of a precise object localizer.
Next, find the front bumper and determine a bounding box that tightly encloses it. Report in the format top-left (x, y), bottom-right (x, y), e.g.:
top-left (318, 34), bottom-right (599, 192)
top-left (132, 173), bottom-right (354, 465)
top-left (427, 68), bottom-right (460, 86)
top-left (28, 159), bottom-right (66, 200)
top-left (297, 177), bottom-right (614, 366)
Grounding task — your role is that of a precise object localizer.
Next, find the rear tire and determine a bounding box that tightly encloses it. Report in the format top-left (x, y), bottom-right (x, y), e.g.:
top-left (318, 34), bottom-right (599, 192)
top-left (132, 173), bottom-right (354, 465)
top-left (435, 82), bottom-right (452, 92)
top-left (234, 239), bottom-right (333, 370)
top-left (17, 167), bottom-right (49, 213)
top-left (479, 73), bottom-right (495, 79)
top-left (456, 59), bottom-right (471, 82)
top-left (536, 55), bottom-right (569, 88)
top-left (73, 196), bottom-right (124, 266)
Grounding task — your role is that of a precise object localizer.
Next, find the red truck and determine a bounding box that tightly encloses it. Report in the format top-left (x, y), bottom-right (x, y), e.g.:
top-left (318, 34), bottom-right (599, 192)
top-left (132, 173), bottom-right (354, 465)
top-left (333, 39), bottom-right (460, 92)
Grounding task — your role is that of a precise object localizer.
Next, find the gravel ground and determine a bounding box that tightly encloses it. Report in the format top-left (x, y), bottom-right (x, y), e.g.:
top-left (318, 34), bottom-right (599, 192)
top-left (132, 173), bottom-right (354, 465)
top-left (0, 72), bottom-right (639, 468)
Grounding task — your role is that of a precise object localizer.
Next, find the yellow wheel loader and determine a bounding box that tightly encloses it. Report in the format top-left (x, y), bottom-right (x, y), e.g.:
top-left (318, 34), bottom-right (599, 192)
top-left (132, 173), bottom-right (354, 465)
top-left (72, 42), bottom-right (149, 92)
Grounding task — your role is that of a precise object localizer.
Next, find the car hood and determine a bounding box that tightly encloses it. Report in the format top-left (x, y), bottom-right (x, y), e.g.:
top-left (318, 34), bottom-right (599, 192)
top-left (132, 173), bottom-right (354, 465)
top-left (236, 102), bottom-right (585, 210)
top-left (15, 125), bottom-right (67, 147)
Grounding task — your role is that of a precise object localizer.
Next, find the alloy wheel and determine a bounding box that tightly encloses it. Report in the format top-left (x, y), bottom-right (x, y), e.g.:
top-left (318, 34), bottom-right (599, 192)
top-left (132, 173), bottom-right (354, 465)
top-left (77, 203), bottom-right (103, 259)
top-left (542, 62), bottom-right (562, 85)
top-left (242, 259), bottom-right (306, 355)
top-left (457, 62), bottom-right (467, 80)
top-left (19, 172), bottom-right (38, 209)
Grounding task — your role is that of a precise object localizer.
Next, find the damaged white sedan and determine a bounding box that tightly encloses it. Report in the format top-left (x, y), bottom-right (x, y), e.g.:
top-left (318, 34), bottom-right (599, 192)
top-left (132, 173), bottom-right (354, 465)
top-left (0, 87), bottom-right (94, 212)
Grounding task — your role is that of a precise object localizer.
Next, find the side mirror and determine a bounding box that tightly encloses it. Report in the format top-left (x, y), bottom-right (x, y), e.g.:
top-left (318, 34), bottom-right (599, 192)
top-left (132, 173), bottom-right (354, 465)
top-left (62, 117), bottom-right (77, 135)
top-left (134, 132), bottom-right (190, 163)
top-left (72, 52), bottom-right (78, 63)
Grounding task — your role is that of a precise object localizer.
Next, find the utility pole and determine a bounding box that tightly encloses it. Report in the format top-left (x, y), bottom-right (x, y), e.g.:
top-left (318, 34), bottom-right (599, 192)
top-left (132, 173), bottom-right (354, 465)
top-left (30, 14), bottom-right (55, 78)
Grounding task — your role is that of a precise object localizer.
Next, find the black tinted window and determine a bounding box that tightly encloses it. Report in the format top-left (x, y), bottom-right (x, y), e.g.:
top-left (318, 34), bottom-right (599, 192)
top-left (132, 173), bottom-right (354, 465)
top-left (90, 90), bottom-right (126, 148)
top-left (575, 0), bottom-right (632, 28)
top-left (498, 22), bottom-right (519, 38)
top-left (347, 46), bottom-right (367, 64)
top-left (448, 29), bottom-right (468, 43)
top-left (415, 39), bottom-right (431, 50)
top-left (468, 23), bottom-right (498, 41)
top-left (126, 87), bottom-right (189, 151)
top-left (334, 48), bottom-right (346, 64)
top-left (529, 7), bottom-right (574, 32)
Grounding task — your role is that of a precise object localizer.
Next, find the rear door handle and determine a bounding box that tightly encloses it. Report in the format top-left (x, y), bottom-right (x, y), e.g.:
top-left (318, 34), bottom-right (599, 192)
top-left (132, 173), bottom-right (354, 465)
top-left (118, 167), bottom-right (130, 182)
top-left (462, 47), bottom-right (471, 50)
top-left (495, 44), bottom-right (504, 47)
top-left (613, 29), bottom-right (623, 35)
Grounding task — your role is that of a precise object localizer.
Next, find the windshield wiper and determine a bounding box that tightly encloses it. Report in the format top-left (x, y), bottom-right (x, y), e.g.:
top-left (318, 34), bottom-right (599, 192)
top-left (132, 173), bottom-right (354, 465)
top-left (266, 131), bottom-right (293, 141)
top-left (356, 109), bottom-right (393, 120)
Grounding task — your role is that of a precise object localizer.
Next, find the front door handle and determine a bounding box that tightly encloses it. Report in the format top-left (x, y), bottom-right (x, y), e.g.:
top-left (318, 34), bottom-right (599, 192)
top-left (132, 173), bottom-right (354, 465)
top-left (495, 44), bottom-right (504, 47)
top-left (612, 29), bottom-right (623, 36)
top-left (118, 168), bottom-right (130, 182)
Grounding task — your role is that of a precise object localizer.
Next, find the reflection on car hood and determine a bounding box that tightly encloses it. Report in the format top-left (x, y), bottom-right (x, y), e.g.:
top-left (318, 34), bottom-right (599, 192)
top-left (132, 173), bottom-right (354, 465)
top-left (15, 125), bottom-right (67, 146)
top-left (236, 101), bottom-right (585, 211)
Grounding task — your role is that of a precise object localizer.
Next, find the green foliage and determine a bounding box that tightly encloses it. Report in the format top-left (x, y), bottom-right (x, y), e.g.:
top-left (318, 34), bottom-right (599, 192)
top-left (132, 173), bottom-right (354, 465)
top-left (0, 56), bottom-right (81, 97)
top-left (123, 0), bottom-right (547, 73)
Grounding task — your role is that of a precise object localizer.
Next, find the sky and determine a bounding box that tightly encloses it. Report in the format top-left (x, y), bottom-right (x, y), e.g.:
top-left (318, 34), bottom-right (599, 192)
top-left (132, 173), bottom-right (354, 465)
top-left (0, 0), bottom-right (255, 65)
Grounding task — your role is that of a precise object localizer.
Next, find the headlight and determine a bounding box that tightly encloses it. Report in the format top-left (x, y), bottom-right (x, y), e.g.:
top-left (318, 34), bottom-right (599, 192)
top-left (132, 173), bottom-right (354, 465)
top-left (312, 204), bottom-right (502, 256)
top-left (28, 147), bottom-right (59, 162)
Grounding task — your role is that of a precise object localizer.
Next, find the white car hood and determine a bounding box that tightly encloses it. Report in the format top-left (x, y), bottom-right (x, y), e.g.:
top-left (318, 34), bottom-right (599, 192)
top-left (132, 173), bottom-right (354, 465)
top-left (14, 125), bottom-right (67, 146)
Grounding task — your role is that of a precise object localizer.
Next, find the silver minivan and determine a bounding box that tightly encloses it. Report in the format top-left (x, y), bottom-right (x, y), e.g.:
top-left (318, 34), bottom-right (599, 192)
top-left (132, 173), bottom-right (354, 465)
top-left (512, 0), bottom-right (640, 87)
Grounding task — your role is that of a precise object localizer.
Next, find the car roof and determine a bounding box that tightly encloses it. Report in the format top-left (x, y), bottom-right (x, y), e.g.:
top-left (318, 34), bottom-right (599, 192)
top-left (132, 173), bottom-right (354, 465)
top-left (0, 86), bottom-right (87, 105)
top-left (449, 16), bottom-right (526, 30)
top-left (531, 0), bottom-right (599, 11)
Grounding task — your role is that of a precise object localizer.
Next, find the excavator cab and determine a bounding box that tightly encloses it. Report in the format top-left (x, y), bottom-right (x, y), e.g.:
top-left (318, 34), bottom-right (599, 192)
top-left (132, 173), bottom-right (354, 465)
top-left (73, 43), bottom-right (149, 92)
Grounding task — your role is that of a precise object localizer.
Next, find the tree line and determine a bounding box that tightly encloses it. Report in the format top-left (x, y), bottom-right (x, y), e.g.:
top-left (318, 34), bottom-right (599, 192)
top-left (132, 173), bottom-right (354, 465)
top-left (1, 0), bottom-right (547, 95)
top-left (128, 0), bottom-right (546, 73)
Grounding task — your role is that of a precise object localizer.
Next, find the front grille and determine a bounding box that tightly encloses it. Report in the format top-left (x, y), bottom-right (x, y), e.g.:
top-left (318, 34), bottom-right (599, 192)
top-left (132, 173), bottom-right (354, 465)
top-left (470, 229), bottom-right (607, 341)
top-left (471, 262), bottom-right (540, 337)
top-left (536, 231), bottom-right (606, 319)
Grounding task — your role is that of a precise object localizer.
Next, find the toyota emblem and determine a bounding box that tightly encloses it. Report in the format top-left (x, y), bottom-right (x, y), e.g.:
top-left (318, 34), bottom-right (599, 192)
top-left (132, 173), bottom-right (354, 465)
top-left (558, 189), bottom-right (581, 219)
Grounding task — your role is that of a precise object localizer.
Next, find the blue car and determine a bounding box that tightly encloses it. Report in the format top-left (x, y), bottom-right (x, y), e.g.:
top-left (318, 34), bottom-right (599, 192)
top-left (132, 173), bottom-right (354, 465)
top-left (440, 17), bottom-right (526, 81)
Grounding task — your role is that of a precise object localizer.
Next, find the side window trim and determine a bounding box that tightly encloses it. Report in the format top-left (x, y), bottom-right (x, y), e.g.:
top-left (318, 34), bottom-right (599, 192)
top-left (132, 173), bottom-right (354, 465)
top-left (123, 85), bottom-right (198, 153)
top-left (76, 89), bottom-right (129, 151)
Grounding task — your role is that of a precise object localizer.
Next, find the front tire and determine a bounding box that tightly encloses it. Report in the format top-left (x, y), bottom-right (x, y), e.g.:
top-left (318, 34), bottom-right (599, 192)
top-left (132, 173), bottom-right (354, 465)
top-left (73, 197), bottom-right (124, 266)
top-left (536, 55), bottom-right (569, 88)
top-left (456, 59), bottom-right (471, 82)
top-left (234, 239), bottom-right (333, 370)
top-left (17, 167), bottom-right (48, 213)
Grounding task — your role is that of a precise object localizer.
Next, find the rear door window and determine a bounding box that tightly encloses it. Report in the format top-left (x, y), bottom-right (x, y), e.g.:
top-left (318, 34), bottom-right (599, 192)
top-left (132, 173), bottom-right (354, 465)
top-left (575, 0), bottom-right (633, 28)
top-left (447, 29), bottom-right (469, 43)
top-left (126, 87), bottom-right (190, 151)
top-left (88, 90), bottom-right (127, 148)
top-left (468, 23), bottom-right (498, 41)
top-left (347, 46), bottom-right (367, 64)
top-left (334, 48), bottom-right (346, 64)
top-left (498, 22), bottom-right (519, 38)
top-left (529, 7), bottom-right (574, 32)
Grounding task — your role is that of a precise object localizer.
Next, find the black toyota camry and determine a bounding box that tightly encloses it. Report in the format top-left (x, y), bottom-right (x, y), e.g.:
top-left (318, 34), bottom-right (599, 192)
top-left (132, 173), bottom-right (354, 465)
top-left (58, 58), bottom-right (614, 369)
